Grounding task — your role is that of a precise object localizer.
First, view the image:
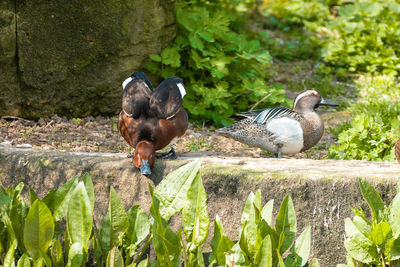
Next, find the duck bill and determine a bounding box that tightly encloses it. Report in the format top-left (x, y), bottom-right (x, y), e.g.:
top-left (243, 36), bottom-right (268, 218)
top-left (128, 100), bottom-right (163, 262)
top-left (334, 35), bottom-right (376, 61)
top-left (320, 97), bottom-right (338, 107)
top-left (140, 160), bottom-right (152, 176)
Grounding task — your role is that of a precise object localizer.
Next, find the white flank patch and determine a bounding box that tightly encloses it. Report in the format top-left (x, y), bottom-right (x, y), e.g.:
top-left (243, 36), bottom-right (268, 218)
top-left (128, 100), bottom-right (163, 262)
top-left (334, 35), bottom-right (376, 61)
top-left (177, 83), bottom-right (186, 98)
top-left (122, 77), bottom-right (133, 90)
top-left (266, 117), bottom-right (303, 154)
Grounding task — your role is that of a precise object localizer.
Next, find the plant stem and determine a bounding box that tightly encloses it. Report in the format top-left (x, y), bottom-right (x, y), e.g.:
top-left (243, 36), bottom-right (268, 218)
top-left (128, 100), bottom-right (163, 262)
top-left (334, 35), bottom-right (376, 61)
top-left (380, 253), bottom-right (385, 267)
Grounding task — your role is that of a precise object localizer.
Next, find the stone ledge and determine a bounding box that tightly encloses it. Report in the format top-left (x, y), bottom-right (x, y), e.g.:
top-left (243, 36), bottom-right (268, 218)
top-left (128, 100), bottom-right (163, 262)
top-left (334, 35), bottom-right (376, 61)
top-left (1, 147), bottom-right (399, 266)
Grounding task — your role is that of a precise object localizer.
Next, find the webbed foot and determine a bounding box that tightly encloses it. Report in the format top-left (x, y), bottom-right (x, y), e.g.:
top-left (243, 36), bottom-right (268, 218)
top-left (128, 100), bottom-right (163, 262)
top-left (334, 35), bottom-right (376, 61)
top-left (156, 146), bottom-right (177, 159)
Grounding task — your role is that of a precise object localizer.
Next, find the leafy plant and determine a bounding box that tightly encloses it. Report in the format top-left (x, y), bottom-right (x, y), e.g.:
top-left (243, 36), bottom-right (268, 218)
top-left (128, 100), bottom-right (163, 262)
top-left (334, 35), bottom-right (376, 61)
top-left (338, 178), bottom-right (400, 266)
top-left (328, 76), bottom-right (400, 161)
top-left (0, 161), bottom-right (320, 266)
top-left (147, 0), bottom-right (289, 126)
top-left (209, 191), bottom-right (319, 266)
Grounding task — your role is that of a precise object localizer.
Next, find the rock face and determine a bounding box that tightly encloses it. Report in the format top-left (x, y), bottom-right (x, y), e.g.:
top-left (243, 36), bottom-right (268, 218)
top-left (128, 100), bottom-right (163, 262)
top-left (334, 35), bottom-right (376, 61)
top-left (0, 0), bottom-right (176, 118)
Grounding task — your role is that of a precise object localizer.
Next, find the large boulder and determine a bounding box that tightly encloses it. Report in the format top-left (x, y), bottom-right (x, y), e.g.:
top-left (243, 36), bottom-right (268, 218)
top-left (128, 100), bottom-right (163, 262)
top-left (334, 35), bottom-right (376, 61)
top-left (0, 0), bottom-right (176, 118)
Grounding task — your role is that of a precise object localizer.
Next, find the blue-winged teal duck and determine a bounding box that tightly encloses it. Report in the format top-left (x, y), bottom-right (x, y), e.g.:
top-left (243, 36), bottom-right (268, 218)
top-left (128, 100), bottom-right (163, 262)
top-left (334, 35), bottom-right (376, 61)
top-left (216, 90), bottom-right (338, 158)
top-left (118, 72), bottom-right (188, 175)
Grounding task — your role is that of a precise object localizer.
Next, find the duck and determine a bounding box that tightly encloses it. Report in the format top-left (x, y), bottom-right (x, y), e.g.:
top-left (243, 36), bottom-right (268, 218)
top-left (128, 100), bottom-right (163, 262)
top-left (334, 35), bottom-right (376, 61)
top-left (395, 137), bottom-right (400, 164)
top-left (118, 72), bottom-right (188, 175)
top-left (216, 89), bottom-right (338, 158)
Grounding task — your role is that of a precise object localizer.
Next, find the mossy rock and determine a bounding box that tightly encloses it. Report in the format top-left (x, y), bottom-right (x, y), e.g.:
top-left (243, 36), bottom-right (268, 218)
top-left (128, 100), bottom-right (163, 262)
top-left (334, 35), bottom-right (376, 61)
top-left (0, 0), bottom-right (176, 118)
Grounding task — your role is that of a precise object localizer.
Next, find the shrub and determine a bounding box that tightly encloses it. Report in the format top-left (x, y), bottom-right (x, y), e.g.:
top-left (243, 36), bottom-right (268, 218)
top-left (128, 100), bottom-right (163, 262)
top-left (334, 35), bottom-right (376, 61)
top-left (146, 0), bottom-right (290, 126)
top-left (339, 178), bottom-right (400, 266)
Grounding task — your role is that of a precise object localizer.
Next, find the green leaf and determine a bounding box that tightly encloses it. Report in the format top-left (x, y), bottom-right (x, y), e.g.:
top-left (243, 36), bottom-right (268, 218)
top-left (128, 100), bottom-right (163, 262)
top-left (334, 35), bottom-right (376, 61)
top-left (261, 199), bottom-right (274, 226)
top-left (370, 221), bottom-right (391, 245)
top-left (82, 173), bottom-right (94, 213)
top-left (124, 205), bottom-right (150, 257)
top-left (24, 199), bottom-right (55, 260)
top-left (17, 253), bottom-right (32, 267)
top-left (67, 182), bottom-right (92, 251)
top-left (276, 195), bottom-right (297, 253)
top-left (210, 215), bottom-right (235, 266)
top-left (188, 247), bottom-right (205, 267)
top-left (258, 235), bottom-right (272, 267)
top-left (155, 161), bottom-right (201, 220)
top-left (358, 179), bottom-right (385, 221)
top-left (344, 219), bottom-right (378, 264)
top-left (106, 247), bottom-right (123, 267)
top-left (226, 243), bottom-right (247, 266)
top-left (189, 33), bottom-right (204, 51)
top-left (309, 258), bottom-right (320, 267)
top-left (149, 186), bottom-right (181, 267)
top-left (149, 54), bottom-right (161, 62)
top-left (390, 193), bottom-right (400, 237)
top-left (100, 187), bottom-right (129, 253)
top-left (290, 225), bottom-right (311, 266)
top-left (239, 190), bottom-right (262, 261)
top-left (4, 239), bottom-right (17, 267)
top-left (161, 47), bottom-right (181, 68)
top-left (52, 176), bottom-right (78, 222)
top-left (66, 242), bottom-right (83, 267)
top-left (50, 239), bottom-right (64, 267)
top-left (183, 168), bottom-right (209, 252)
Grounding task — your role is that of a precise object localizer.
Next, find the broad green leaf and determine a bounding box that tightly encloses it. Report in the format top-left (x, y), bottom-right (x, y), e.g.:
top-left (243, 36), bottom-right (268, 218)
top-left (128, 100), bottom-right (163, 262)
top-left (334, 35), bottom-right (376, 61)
top-left (149, 54), bottom-right (161, 62)
top-left (182, 169), bottom-right (209, 251)
top-left (344, 219), bottom-right (378, 264)
top-left (17, 253), bottom-right (31, 267)
top-left (276, 195), bottom-right (297, 253)
top-left (258, 235), bottom-right (272, 267)
top-left (210, 215), bottom-right (235, 266)
top-left (370, 221), bottom-right (390, 245)
top-left (24, 199), bottom-right (55, 260)
top-left (82, 173), bottom-right (94, 212)
top-left (4, 239), bottom-right (17, 267)
top-left (352, 215), bottom-right (371, 237)
top-left (161, 47), bottom-right (181, 68)
top-left (225, 243), bottom-right (247, 266)
top-left (67, 182), bottom-right (92, 251)
top-left (290, 225), bottom-right (311, 266)
top-left (358, 179), bottom-right (385, 221)
top-left (124, 205), bottom-right (150, 257)
top-left (390, 193), bottom-right (400, 237)
top-left (66, 242), bottom-right (83, 267)
top-left (390, 237), bottom-right (400, 261)
top-left (261, 199), bottom-right (274, 226)
top-left (188, 247), bottom-right (205, 267)
top-left (50, 239), bottom-right (64, 267)
top-left (155, 161), bottom-right (201, 220)
top-left (189, 33), bottom-right (204, 51)
top-left (106, 246), bottom-right (123, 267)
top-left (1, 211), bottom-right (17, 247)
top-left (52, 176), bottom-right (78, 222)
top-left (136, 258), bottom-right (148, 267)
top-left (277, 249), bottom-right (285, 267)
top-left (309, 258), bottom-right (320, 267)
top-left (150, 186), bottom-right (181, 267)
top-left (29, 188), bottom-right (37, 205)
top-left (100, 187), bottom-right (129, 253)
top-left (0, 189), bottom-right (11, 206)
top-left (241, 190), bottom-right (261, 224)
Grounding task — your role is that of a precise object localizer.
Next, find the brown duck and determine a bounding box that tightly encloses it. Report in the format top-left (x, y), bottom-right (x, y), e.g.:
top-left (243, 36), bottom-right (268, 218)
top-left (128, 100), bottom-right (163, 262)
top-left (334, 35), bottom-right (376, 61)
top-left (118, 72), bottom-right (188, 175)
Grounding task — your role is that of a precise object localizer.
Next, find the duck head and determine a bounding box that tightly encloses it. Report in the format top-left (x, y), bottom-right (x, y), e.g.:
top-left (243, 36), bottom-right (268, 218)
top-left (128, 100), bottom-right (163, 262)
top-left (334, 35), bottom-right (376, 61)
top-left (293, 90), bottom-right (338, 112)
top-left (133, 140), bottom-right (155, 176)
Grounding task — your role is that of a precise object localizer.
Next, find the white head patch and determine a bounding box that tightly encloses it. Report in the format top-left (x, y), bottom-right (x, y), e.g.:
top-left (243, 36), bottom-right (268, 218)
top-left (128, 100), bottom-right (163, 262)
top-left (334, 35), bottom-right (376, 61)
top-left (177, 83), bottom-right (186, 98)
top-left (122, 77), bottom-right (133, 90)
top-left (293, 90), bottom-right (318, 108)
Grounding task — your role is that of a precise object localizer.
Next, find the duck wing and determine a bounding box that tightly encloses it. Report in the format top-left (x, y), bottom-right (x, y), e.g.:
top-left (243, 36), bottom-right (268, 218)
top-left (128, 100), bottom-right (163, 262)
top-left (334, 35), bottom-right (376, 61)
top-left (149, 76), bottom-right (186, 119)
top-left (236, 109), bottom-right (265, 119)
top-left (122, 72), bottom-right (153, 119)
top-left (253, 107), bottom-right (297, 125)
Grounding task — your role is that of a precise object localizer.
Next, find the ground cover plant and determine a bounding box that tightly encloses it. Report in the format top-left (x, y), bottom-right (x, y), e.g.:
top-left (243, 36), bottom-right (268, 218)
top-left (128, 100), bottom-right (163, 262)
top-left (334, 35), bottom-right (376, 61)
top-left (339, 178), bottom-right (400, 266)
top-left (0, 162), bottom-right (319, 266)
top-left (328, 76), bottom-right (400, 161)
top-left (146, 0), bottom-right (290, 126)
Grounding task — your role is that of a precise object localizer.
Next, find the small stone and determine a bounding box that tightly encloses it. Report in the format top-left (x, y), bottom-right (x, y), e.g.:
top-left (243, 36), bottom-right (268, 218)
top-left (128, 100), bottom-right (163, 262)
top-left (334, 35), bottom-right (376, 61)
top-left (0, 140), bottom-right (13, 147)
top-left (16, 144), bottom-right (32, 148)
